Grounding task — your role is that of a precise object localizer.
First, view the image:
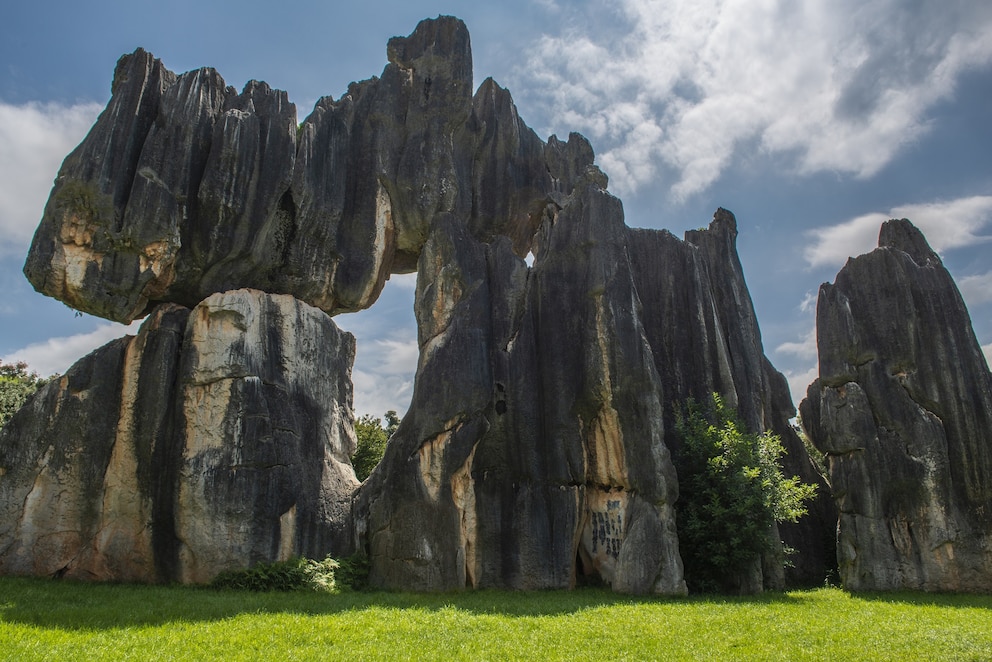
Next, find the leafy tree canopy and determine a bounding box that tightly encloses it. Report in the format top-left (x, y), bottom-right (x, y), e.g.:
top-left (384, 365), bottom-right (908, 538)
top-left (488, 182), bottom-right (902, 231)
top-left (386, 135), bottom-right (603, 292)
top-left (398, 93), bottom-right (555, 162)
top-left (0, 362), bottom-right (50, 430)
top-left (674, 393), bottom-right (816, 593)
top-left (351, 410), bottom-right (399, 482)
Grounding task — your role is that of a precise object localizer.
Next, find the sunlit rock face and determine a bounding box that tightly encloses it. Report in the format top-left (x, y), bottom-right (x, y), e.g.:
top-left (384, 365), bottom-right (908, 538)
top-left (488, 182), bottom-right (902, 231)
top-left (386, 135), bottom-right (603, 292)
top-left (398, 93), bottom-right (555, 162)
top-left (6, 16), bottom-right (835, 590)
top-left (801, 220), bottom-right (992, 592)
top-left (23, 17), bottom-right (569, 322)
top-left (354, 190), bottom-right (831, 595)
top-left (0, 291), bottom-right (357, 583)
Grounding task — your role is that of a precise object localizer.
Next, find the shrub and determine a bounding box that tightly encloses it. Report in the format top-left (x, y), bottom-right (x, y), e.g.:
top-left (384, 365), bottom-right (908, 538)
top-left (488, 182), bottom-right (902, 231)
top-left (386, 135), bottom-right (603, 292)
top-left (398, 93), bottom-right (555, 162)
top-left (674, 394), bottom-right (816, 593)
top-left (209, 553), bottom-right (370, 593)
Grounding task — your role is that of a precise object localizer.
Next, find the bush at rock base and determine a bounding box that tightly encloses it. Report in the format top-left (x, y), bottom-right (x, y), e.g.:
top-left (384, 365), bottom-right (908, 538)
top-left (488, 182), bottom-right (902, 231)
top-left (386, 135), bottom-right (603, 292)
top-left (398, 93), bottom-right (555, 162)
top-left (675, 394), bottom-right (816, 593)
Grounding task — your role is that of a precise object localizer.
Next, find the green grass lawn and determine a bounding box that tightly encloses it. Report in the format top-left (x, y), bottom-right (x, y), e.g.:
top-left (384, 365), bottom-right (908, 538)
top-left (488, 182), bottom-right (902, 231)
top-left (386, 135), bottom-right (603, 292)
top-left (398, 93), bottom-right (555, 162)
top-left (1, 577), bottom-right (990, 661)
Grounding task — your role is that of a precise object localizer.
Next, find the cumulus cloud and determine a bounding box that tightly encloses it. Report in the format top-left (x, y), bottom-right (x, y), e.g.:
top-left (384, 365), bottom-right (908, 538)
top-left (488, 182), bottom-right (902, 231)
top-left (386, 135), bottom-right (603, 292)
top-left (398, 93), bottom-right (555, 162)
top-left (2, 320), bottom-right (142, 377)
top-left (776, 327), bottom-right (817, 362)
top-left (517, 0), bottom-right (992, 198)
top-left (958, 271), bottom-right (992, 308)
top-left (0, 101), bottom-right (102, 255)
top-left (350, 331), bottom-right (418, 417)
top-left (803, 195), bottom-right (992, 270)
top-left (783, 364), bottom-right (819, 411)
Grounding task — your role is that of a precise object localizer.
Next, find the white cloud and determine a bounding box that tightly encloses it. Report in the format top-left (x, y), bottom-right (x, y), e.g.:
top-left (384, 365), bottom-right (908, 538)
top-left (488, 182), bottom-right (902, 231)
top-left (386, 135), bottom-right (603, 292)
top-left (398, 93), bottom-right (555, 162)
top-left (350, 331), bottom-right (418, 416)
top-left (784, 364), bottom-right (820, 410)
top-left (959, 271), bottom-right (992, 308)
top-left (2, 320), bottom-right (142, 377)
top-left (804, 195), bottom-right (992, 270)
top-left (776, 327), bottom-right (817, 362)
top-left (516, 0), bottom-right (992, 199)
top-left (0, 101), bottom-right (102, 255)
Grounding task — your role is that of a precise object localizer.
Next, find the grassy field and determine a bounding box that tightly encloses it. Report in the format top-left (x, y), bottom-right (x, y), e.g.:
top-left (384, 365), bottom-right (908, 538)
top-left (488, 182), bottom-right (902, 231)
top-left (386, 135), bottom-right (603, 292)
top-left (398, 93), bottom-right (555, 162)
top-left (1, 577), bottom-right (990, 660)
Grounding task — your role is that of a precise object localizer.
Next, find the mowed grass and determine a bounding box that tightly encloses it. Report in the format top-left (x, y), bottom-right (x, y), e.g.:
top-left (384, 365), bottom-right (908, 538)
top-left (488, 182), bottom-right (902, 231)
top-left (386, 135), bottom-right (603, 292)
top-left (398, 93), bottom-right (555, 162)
top-left (1, 577), bottom-right (990, 661)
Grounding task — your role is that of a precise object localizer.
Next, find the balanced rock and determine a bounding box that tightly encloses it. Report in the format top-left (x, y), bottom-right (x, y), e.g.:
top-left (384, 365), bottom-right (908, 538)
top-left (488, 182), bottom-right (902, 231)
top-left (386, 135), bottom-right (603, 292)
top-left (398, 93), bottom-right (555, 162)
top-left (0, 290), bottom-right (356, 582)
top-left (801, 219), bottom-right (992, 591)
top-left (6, 16), bottom-right (836, 591)
top-left (24, 17), bottom-right (586, 322)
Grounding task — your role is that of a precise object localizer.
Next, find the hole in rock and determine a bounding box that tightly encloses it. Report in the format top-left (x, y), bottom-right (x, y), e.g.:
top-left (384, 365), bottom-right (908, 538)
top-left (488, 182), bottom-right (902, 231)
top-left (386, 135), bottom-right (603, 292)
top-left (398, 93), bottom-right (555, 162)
top-left (334, 273), bottom-right (418, 424)
top-left (574, 544), bottom-right (605, 588)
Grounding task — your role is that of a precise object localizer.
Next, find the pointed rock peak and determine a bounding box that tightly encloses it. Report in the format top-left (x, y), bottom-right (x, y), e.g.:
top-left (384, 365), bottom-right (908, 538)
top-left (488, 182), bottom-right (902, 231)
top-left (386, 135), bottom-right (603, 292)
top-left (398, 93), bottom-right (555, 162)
top-left (711, 207), bottom-right (739, 238)
top-left (387, 15), bottom-right (471, 69)
top-left (878, 218), bottom-right (940, 267)
top-left (112, 48), bottom-right (167, 94)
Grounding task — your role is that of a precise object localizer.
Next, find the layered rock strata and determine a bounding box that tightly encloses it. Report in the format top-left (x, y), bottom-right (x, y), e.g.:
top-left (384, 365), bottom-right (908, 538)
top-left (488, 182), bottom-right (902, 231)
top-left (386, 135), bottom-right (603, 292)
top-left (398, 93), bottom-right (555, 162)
top-left (0, 290), bottom-right (357, 582)
top-left (801, 220), bottom-right (992, 592)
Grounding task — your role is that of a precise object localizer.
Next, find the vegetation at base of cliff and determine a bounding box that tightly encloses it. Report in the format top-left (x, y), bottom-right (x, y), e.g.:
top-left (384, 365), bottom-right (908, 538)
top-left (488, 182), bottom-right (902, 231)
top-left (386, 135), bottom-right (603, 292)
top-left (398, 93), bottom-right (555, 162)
top-left (351, 410), bottom-right (400, 481)
top-left (209, 553), bottom-right (370, 593)
top-left (0, 362), bottom-right (50, 430)
top-left (1, 579), bottom-right (990, 661)
top-left (675, 394), bottom-right (817, 593)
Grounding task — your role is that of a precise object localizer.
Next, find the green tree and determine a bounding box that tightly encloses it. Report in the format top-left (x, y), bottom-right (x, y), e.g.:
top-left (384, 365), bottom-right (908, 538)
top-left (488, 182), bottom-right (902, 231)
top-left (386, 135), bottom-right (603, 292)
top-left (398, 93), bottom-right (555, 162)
top-left (351, 411), bottom-right (400, 482)
top-left (674, 394), bottom-right (816, 593)
top-left (0, 362), bottom-right (49, 430)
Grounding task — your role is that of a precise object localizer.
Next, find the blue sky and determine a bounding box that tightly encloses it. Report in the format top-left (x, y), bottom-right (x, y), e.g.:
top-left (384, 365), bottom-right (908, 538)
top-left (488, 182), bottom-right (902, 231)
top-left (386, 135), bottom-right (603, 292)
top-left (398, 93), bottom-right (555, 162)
top-left (2, 0), bottom-right (991, 417)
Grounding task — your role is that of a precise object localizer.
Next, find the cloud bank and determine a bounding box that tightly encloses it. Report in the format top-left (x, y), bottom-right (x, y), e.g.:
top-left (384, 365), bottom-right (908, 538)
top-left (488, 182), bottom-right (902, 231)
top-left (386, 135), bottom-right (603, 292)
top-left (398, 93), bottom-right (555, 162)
top-left (803, 196), bottom-right (992, 270)
top-left (0, 101), bottom-right (102, 255)
top-left (517, 0), bottom-right (992, 199)
top-left (2, 320), bottom-right (142, 377)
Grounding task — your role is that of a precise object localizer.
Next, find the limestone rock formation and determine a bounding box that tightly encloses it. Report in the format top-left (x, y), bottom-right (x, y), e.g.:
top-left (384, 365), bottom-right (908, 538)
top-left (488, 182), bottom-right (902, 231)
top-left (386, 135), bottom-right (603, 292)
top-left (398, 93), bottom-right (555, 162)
top-left (24, 17), bottom-right (576, 322)
top-left (801, 219), bottom-right (992, 592)
top-left (0, 290), bottom-right (356, 582)
top-left (5, 16), bottom-right (835, 591)
top-left (355, 196), bottom-right (831, 593)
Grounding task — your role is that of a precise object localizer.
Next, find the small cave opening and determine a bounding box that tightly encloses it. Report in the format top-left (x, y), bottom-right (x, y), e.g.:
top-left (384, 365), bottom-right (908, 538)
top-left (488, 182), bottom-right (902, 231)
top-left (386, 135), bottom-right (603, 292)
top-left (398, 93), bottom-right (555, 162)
top-left (574, 544), bottom-right (606, 588)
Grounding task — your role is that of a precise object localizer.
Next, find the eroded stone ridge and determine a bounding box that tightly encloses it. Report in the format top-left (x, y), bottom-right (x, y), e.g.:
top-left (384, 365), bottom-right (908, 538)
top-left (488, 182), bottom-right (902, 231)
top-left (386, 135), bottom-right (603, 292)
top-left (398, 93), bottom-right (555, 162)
top-left (24, 17), bottom-right (592, 323)
top-left (354, 189), bottom-right (831, 593)
top-left (801, 219), bottom-right (992, 592)
top-left (0, 290), bottom-right (356, 582)
top-left (5, 16), bottom-right (837, 591)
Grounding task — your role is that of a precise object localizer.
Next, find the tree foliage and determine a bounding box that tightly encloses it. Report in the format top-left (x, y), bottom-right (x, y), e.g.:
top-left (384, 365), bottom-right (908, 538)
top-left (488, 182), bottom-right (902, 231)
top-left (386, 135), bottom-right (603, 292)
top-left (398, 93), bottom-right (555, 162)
top-left (674, 394), bottom-right (816, 593)
top-left (351, 410), bottom-right (399, 482)
top-left (0, 362), bottom-right (49, 430)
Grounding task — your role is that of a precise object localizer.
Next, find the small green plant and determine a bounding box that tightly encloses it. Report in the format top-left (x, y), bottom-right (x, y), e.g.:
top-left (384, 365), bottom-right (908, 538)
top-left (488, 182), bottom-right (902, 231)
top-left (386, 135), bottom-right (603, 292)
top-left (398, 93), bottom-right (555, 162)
top-left (675, 394), bottom-right (816, 593)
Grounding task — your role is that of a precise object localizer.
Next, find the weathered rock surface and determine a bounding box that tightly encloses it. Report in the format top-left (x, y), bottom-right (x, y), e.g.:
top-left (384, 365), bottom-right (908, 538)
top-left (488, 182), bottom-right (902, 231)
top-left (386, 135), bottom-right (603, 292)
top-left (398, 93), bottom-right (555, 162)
top-left (24, 17), bottom-right (581, 322)
top-left (7, 16), bottom-right (836, 591)
top-left (801, 220), bottom-right (992, 592)
top-left (355, 196), bottom-right (830, 593)
top-left (0, 290), bottom-right (356, 582)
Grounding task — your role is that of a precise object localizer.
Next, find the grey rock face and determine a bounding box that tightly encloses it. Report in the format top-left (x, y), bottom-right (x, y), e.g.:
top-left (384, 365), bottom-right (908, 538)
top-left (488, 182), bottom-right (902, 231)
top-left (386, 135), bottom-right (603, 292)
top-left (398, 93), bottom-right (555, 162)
top-left (8, 16), bottom-right (835, 592)
top-left (356, 181), bottom-right (686, 595)
top-left (24, 17), bottom-right (583, 322)
top-left (801, 219), bottom-right (992, 592)
top-left (355, 192), bottom-right (829, 593)
top-left (0, 291), bottom-right (356, 583)
top-left (629, 210), bottom-right (835, 588)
